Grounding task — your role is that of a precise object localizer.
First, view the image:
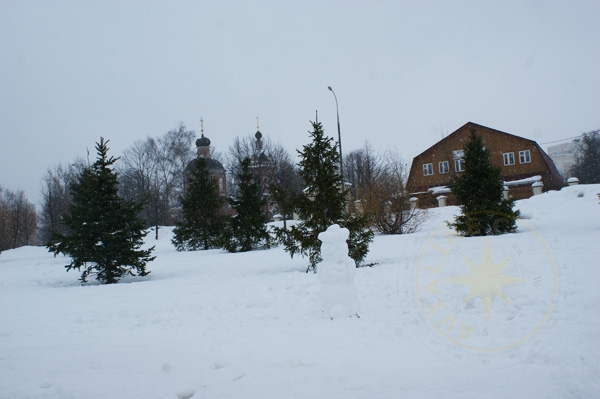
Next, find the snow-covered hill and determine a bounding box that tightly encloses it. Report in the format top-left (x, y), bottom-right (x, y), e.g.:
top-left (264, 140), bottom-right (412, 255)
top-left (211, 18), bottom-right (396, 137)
top-left (1, 185), bottom-right (599, 399)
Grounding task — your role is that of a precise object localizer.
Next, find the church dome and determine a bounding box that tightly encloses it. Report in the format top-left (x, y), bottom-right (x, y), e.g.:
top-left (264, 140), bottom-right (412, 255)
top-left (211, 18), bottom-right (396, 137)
top-left (196, 134), bottom-right (211, 147)
top-left (255, 130), bottom-right (262, 140)
top-left (185, 157), bottom-right (225, 174)
top-left (206, 158), bottom-right (225, 171)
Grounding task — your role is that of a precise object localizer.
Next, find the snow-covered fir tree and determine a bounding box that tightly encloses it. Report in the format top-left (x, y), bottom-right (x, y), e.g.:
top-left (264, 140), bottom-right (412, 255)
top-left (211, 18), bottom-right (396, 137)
top-left (172, 156), bottom-right (226, 251)
top-left (223, 157), bottom-right (271, 252)
top-left (275, 121), bottom-right (373, 272)
top-left (47, 138), bottom-right (154, 284)
top-left (449, 129), bottom-right (519, 236)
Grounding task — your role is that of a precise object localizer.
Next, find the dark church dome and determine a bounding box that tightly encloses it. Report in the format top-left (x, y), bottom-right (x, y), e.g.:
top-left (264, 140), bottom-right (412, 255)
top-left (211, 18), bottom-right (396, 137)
top-left (196, 134), bottom-right (211, 147)
top-left (185, 157), bottom-right (225, 174)
top-left (206, 158), bottom-right (225, 171)
top-left (255, 130), bottom-right (262, 140)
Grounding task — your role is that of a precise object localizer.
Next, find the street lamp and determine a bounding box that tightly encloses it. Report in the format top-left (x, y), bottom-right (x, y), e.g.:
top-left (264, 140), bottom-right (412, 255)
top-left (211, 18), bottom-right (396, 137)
top-left (327, 86), bottom-right (344, 186)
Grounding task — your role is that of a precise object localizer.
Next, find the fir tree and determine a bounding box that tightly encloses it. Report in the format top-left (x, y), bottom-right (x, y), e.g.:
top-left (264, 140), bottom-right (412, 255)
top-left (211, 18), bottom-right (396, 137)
top-left (172, 157), bottom-right (226, 250)
top-left (223, 158), bottom-right (270, 252)
top-left (269, 184), bottom-right (299, 231)
top-left (275, 121), bottom-right (373, 271)
top-left (449, 129), bottom-right (519, 236)
top-left (47, 138), bottom-right (154, 284)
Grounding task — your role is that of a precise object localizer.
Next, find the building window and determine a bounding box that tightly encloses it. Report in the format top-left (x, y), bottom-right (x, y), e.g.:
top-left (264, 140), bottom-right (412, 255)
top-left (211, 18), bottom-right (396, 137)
top-left (503, 152), bottom-right (515, 166)
top-left (454, 159), bottom-right (465, 172)
top-left (452, 149), bottom-right (465, 172)
top-left (439, 161), bottom-right (449, 174)
top-left (519, 150), bottom-right (531, 164)
top-left (423, 163), bottom-right (433, 176)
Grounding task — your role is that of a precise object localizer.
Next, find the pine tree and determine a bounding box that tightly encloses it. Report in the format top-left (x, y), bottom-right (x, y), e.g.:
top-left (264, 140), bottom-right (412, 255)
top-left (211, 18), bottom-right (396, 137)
top-left (223, 158), bottom-right (270, 252)
top-left (449, 129), bottom-right (519, 236)
top-left (172, 157), bottom-right (226, 250)
top-left (47, 138), bottom-right (154, 284)
top-left (275, 121), bottom-right (373, 271)
top-left (570, 130), bottom-right (600, 184)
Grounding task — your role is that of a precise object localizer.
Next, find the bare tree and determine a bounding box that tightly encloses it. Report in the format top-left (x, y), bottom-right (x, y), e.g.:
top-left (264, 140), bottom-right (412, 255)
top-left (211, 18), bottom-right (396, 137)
top-left (0, 186), bottom-right (37, 251)
top-left (0, 192), bottom-right (5, 251)
top-left (119, 138), bottom-right (164, 227)
top-left (118, 123), bottom-right (197, 231)
top-left (345, 143), bottom-right (427, 235)
top-left (570, 129), bottom-right (600, 184)
top-left (226, 134), bottom-right (300, 220)
top-left (345, 142), bottom-right (381, 207)
top-left (269, 148), bottom-right (302, 228)
top-left (227, 135), bottom-right (271, 198)
top-left (38, 162), bottom-right (82, 245)
top-left (374, 150), bottom-right (428, 234)
top-left (155, 123), bottom-right (197, 211)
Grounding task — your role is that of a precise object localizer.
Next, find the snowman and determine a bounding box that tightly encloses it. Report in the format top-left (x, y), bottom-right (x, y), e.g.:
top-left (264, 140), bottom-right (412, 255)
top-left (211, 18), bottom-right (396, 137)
top-left (317, 224), bottom-right (360, 318)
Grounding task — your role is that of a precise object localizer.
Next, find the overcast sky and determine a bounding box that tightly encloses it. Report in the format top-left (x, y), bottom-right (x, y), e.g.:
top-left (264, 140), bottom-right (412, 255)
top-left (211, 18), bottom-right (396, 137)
top-left (2, 0), bottom-right (598, 206)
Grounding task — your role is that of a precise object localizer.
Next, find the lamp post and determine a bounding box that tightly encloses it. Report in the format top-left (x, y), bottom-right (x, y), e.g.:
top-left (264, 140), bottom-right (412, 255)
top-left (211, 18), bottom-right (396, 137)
top-left (327, 86), bottom-right (344, 187)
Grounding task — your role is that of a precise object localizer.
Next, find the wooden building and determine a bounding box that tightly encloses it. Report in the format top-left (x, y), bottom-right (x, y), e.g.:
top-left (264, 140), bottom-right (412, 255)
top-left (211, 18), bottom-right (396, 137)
top-left (406, 122), bottom-right (563, 206)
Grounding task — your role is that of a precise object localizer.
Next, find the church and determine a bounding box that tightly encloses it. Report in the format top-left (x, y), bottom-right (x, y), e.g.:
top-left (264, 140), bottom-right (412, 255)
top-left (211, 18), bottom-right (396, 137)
top-left (171, 118), bottom-right (277, 223)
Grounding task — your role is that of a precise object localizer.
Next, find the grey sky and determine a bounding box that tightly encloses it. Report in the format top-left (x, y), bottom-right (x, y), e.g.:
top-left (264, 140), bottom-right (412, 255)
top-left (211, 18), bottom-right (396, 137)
top-left (1, 0), bottom-right (598, 205)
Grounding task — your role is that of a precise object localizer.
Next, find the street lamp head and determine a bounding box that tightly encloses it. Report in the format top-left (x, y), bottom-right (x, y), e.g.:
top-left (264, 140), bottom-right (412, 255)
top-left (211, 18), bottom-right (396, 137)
top-left (326, 85), bottom-right (343, 188)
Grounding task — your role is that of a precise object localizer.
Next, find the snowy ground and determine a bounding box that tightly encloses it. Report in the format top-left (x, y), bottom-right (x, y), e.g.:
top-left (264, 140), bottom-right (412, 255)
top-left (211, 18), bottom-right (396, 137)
top-left (1, 185), bottom-right (599, 399)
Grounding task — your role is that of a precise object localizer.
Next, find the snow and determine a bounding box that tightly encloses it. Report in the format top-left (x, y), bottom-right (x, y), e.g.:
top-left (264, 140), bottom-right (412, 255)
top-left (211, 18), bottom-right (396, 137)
top-left (1, 185), bottom-right (599, 398)
top-left (428, 185), bottom-right (451, 195)
top-left (503, 175), bottom-right (542, 187)
top-left (413, 175), bottom-right (545, 195)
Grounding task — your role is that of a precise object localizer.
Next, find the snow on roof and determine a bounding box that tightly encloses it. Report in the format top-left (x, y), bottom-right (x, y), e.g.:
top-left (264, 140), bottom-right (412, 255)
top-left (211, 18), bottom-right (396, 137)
top-left (503, 175), bottom-right (542, 187)
top-left (428, 186), bottom-right (451, 195)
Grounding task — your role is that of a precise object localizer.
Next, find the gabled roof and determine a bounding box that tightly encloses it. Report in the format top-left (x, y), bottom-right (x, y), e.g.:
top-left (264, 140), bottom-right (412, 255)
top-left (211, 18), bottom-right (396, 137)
top-left (412, 121), bottom-right (537, 160)
top-left (407, 121), bottom-right (563, 192)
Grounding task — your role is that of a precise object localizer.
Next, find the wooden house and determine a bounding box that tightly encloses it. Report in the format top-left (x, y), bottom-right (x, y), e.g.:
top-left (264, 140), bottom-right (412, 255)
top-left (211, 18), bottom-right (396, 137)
top-left (406, 122), bottom-right (563, 206)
